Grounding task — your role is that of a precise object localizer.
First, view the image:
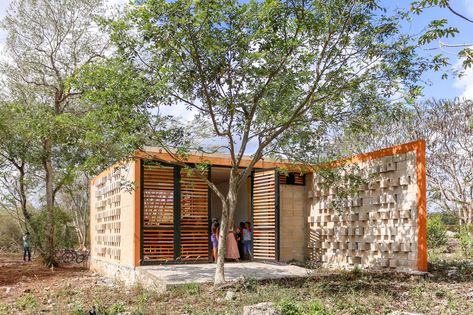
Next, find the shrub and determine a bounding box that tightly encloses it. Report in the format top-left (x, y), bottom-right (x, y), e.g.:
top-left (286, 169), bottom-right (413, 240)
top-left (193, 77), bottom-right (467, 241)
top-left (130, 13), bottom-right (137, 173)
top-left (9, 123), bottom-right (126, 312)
top-left (309, 300), bottom-right (333, 315)
top-left (277, 299), bottom-right (302, 315)
top-left (458, 226), bottom-right (473, 258)
top-left (427, 215), bottom-right (448, 248)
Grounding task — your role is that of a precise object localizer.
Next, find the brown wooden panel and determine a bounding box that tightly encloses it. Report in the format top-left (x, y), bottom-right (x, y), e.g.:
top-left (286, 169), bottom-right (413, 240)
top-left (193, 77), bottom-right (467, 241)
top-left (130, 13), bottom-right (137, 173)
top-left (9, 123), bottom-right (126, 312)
top-left (180, 169), bottom-right (209, 261)
top-left (143, 164), bottom-right (175, 261)
top-left (252, 170), bottom-right (277, 261)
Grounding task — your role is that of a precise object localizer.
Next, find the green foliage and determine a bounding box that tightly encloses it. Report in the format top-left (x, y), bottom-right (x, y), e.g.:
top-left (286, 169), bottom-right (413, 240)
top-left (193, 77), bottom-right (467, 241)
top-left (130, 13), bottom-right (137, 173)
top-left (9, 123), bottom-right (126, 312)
top-left (182, 283), bottom-right (200, 295)
top-left (72, 301), bottom-right (85, 315)
top-left (277, 299), bottom-right (303, 315)
top-left (308, 301), bottom-right (333, 315)
top-left (107, 301), bottom-right (127, 314)
top-left (410, 0), bottom-right (473, 70)
top-left (427, 215), bottom-right (448, 248)
top-left (0, 213), bottom-right (22, 251)
top-left (352, 265), bottom-right (364, 276)
top-left (15, 293), bottom-right (37, 311)
top-left (30, 208), bottom-right (77, 250)
top-left (458, 226), bottom-right (473, 258)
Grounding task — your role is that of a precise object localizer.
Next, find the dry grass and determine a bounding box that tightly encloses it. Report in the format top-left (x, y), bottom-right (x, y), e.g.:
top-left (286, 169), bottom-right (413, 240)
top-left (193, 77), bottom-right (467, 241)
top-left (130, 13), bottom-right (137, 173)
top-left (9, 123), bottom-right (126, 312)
top-left (0, 249), bottom-right (472, 314)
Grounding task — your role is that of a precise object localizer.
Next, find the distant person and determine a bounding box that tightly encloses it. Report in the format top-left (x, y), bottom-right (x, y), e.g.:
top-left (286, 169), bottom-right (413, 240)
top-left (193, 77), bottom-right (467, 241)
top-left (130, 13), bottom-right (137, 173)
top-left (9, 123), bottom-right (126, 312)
top-left (22, 232), bottom-right (31, 262)
top-left (211, 218), bottom-right (219, 262)
top-left (243, 221), bottom-right (252, 260)
top-left (225, 221), bottom-right (240, 261)
top-left (236, 222), bottom-right (245, 259)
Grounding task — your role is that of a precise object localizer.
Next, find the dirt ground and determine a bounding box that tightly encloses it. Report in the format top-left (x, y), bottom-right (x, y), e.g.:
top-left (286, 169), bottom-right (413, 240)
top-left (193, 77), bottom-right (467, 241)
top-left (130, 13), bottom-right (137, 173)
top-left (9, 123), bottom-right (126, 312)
top-left (0, 251), bottom-right (472, 314)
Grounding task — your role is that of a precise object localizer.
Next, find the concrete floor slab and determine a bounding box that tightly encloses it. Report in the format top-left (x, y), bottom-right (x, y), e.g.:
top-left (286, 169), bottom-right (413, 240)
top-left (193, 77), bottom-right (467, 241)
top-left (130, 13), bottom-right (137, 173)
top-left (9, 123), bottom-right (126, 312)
top-left (139, 262), bottom-right (313, 285)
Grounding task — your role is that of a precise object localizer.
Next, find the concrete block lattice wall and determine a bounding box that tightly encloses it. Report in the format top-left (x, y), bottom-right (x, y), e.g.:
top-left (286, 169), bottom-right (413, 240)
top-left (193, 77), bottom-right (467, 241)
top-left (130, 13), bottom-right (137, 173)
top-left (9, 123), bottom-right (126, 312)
top-left (307, 150), bottom-right (422, 271)
top-left (90, 161), bottom-right (136, 268)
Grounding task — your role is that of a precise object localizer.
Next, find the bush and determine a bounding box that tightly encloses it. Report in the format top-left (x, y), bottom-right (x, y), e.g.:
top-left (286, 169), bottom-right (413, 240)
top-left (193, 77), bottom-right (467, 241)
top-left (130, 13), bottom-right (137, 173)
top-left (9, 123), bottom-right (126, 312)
top-left (277, 299), bottom-right (303, 315)
top-left (427, 215), bottom-right (448, 248)
top-left (0, 213), bottom-right (22, 252)
top-left (458, 226), bottom-right (473, 258)
top-left (309, 300), bottom-right (333, 315)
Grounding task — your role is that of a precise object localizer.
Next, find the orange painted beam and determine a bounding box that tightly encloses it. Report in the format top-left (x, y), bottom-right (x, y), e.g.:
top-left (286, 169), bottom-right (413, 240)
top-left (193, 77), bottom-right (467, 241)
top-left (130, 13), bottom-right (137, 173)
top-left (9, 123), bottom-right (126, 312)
top-left (416, 140), bottom-right (427, 272)
top-left (134, 150), bottom-right (306, 171)
top-left (133, 158), bottom-right (141, 267)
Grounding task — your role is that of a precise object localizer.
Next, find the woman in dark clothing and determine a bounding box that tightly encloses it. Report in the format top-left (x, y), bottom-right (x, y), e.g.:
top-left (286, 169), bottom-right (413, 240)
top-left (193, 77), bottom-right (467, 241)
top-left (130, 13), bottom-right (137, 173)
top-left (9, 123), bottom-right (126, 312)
top-left (236, 222), bottom-right (245, 259)
top-left (211, 218), bottom-right (219, 262)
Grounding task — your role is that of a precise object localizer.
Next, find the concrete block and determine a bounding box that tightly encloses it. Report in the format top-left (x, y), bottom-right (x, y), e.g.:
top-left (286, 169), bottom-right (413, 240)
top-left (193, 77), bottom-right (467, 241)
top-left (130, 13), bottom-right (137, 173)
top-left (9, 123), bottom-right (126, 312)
top-left (391, 242), bottom-right (400, 252)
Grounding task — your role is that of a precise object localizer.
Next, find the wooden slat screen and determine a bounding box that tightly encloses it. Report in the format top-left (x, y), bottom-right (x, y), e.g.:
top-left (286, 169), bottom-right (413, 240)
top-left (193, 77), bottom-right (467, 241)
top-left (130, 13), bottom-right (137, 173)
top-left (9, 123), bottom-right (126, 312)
top-left (253, 170), bottom-right (277, 261)
top-left (142, 164), bottom-right (175, 261)
top-left (179, 169), bottom-right (209, 261)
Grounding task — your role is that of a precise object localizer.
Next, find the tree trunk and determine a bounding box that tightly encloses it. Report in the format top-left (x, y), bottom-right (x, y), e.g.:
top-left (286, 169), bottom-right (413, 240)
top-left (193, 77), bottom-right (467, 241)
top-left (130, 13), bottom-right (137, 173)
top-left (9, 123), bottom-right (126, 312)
top-left (43, 139), bottom-right (56, 266)
top-left (214, 174), bottom-right (238, 285)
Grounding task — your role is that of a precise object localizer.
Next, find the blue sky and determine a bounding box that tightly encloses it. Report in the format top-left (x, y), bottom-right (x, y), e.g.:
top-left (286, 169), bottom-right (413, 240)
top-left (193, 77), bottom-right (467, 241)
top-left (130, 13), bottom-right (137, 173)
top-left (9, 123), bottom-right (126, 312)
top-left (0, 0), bottom-right (472, 100)
top-left (380, 0), bottom-right (473, 100)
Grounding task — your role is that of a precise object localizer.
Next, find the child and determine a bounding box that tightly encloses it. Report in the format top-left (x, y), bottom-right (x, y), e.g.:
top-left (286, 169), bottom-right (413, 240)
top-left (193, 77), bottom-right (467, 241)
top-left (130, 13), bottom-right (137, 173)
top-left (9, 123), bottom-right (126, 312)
top-left (242, 221), bottom-right (252, 260)
top-left (211, 218), bottom-right (219, 262)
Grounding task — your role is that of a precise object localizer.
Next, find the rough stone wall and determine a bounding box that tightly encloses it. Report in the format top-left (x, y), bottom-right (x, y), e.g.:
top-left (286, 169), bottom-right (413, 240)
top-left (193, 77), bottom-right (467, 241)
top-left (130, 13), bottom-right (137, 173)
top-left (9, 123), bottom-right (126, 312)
top-left (90, 161), bottom-right (137, 267)
top-left (307, 151), bottom-right (419, 270)
top-left (279, 184), bottom-right (306, 262)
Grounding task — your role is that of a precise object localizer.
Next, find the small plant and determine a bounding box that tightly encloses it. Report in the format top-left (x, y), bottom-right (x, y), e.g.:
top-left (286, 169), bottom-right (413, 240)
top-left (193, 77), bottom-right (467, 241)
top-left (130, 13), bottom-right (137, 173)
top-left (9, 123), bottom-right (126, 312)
top-left (351, 265), bottom-right (363, 276)
top-left (183, 282), bottom-right (200, 295)
top-left (15, 293), bottom-right (37, 311)
top-left (277, 299), bottom-right (302, 315)
top-left (308, 300), bottom-right (332, 315)
top-left (427, 215), bottom-right (448, 248)
top-left (72, 301), bottom-right (85, 315)
top-left (458, 226), bottom-right (473, 258)
top-left (108, 301), bottom-right (126, 314)
top-left (0, 303), bottom-right (11, 313)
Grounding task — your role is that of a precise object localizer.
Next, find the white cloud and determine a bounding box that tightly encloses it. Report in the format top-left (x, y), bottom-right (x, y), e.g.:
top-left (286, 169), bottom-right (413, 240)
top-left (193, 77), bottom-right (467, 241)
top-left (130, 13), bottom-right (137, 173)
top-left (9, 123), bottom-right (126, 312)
top-left (454, 66), bottom-right (473, 100)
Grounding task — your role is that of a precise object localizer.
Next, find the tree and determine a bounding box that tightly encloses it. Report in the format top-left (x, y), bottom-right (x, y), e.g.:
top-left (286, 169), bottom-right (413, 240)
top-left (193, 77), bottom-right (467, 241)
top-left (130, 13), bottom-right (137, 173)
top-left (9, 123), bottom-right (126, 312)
top-left (330, 98), bottom-right (473, 224)
top-left (0, 0), bottom-right (109, 265)
top-left (105, 0), bottom-right (430, 284)
top-left (0, 103), bottom-right (43, 250)
top-left (415, 99), bottom-right (473, 224)
top-left (411, 0), bottom-right (473, 71)
top-left (56, 174), bottom-right (90, 250)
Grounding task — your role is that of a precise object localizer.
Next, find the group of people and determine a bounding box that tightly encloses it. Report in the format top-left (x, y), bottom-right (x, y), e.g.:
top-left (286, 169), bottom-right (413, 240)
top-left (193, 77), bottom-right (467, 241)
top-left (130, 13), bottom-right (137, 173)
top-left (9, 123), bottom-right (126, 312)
top-left (211, 218), bottom-right (252, 262)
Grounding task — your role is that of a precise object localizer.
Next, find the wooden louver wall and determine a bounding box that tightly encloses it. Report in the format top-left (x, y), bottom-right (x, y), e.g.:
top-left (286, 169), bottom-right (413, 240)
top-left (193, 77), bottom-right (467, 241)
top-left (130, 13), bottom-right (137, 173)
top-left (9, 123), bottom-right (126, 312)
top-left (252, 170), bottom-right (279, 261)
top-left (179, 169), bottom-right (209, 261)
top-left (142, 164), bottom-right (175, 262)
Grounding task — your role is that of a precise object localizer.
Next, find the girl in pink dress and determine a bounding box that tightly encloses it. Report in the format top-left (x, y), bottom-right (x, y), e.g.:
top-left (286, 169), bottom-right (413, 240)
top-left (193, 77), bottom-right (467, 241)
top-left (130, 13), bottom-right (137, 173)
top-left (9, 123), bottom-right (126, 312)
top-left (225, 222), bottom-right (240, 261)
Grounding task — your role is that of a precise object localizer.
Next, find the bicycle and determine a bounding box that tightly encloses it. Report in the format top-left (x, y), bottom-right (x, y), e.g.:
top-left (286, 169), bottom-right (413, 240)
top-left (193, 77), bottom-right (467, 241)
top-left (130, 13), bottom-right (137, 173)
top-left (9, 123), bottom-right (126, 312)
top-left (61, 249), bottom-right (77, 263)
top-left (75, 249), bottom-right (90, 263)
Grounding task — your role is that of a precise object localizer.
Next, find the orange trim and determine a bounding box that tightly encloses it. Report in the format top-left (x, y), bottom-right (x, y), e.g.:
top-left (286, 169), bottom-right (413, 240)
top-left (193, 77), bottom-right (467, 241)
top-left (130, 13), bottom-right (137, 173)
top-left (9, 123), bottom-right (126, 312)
top-left (134, 150), bottom-right (306, 171)
top-left (89, 179), bottom-right (93, 256)
top-left (133, 158), bottom-right (141, 267)
top-left (416, 140), bottom-right (427, 271)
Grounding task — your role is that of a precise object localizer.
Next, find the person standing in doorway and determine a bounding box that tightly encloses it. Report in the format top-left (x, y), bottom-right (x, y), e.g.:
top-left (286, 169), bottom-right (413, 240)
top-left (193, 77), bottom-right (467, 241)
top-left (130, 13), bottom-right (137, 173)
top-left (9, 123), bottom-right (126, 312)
top-left (22, 232), bottom-right (31, 262)
top-left (225, 221), bottom-right (240, 261)
top-left (242, 221), bottom-right (252, 260)
top-left (236, 222), bottom-right (245, 259)
top-left (211, 218), bottom-right (219, 262)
